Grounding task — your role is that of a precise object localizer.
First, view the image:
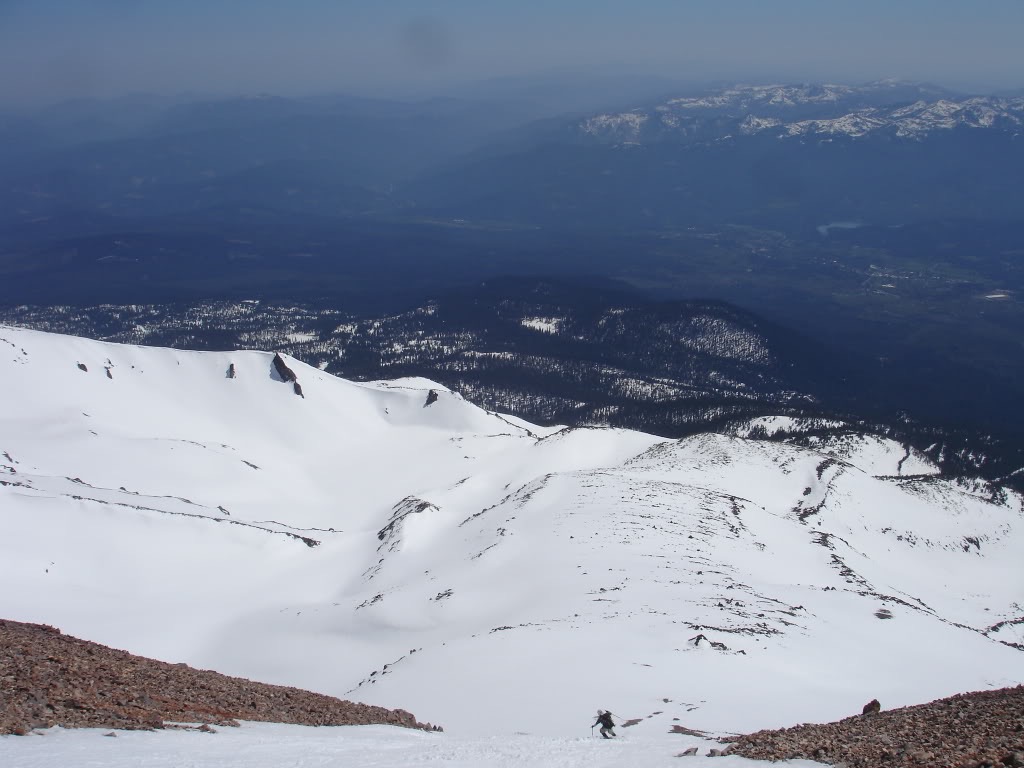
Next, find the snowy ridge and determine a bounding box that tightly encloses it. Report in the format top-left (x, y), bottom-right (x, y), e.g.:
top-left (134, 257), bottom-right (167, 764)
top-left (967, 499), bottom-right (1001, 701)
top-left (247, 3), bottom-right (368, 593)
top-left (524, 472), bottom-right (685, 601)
top-left (580, 82), bottom-right (1024, 143)
top-left (1, 325), bottom-right (1022, 748)
top-left (727, 418), bottom-right (939, 478)
top-left (665, 83), bottom-right (859, 110)
top-left (781, 98), bottom-right (1024, 139)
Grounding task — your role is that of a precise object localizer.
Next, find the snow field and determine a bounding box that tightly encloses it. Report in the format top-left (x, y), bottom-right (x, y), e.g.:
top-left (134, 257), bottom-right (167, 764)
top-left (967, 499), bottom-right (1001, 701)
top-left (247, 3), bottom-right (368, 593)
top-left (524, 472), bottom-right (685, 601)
top-left (0, 722), bottom-right (824, 768)
top-left (1, 324), bottom-right (1023, 751)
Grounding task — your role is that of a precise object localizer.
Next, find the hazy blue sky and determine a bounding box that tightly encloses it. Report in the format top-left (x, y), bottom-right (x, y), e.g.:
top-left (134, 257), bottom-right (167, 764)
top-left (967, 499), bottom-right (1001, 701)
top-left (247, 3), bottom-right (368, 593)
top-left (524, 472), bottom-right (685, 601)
top-left (2, 0), bottom-right (1023, 106)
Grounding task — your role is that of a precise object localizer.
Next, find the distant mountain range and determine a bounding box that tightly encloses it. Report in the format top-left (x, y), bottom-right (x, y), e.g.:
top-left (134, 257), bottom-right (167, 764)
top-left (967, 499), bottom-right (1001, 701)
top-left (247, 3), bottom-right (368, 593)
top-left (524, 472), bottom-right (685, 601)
top-left (408, 81), bottom-right (1024, 231)
top-left (2, 80), bottom-right (1021, 236)
top-left (580, 82), bottom-right (1024, 142)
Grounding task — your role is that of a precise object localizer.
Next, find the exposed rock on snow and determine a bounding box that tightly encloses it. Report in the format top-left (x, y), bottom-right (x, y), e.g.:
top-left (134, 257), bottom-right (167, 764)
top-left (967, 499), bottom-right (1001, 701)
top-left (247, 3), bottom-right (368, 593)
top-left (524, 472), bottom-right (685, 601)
top-left (377, 496), bottom-right (440, 553)
top-left (271, 353), bottom-right (303, 398)
top-left (0, 619), bottom-right (435, 736)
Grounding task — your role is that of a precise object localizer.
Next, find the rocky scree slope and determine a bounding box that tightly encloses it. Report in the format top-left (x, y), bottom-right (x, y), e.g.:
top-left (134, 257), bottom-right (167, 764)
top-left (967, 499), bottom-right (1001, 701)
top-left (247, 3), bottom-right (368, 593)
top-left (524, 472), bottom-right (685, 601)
top-left (0, 619), bottom-right (437, 735)
top-left (731, 686), bottom-right (1024, 768)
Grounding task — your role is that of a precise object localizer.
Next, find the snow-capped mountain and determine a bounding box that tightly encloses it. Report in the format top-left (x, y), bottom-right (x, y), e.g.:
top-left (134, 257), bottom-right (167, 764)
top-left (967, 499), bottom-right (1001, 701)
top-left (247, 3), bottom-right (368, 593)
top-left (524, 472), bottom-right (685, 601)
top-left (1, 325), bottom-right (1022, 741)
top-left (580, 82), bottom-right (1024, 142)
top-left (404, 79), bottom-right (1024, 233)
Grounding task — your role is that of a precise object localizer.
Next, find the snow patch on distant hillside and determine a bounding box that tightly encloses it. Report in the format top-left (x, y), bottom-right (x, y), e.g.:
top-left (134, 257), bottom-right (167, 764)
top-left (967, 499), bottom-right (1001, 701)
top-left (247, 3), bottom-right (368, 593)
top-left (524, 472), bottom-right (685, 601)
top-left (521, 317), bottom-right (563, 334)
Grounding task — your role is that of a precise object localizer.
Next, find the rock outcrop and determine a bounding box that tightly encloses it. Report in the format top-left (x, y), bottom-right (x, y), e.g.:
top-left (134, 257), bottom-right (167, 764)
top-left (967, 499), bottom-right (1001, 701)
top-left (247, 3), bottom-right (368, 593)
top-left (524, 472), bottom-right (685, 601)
top-left (0, 619), bottom-right (435, 735)
top-left (729, 686), bottom-right (1024, 768)
top-left (271, 353), bottom-right (304, 398)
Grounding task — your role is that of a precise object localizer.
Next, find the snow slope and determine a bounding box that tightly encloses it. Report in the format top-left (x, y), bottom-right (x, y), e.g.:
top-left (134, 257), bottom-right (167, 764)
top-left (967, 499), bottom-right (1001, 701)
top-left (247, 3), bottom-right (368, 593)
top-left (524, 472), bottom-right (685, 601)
top-left (0, 722), bottom-right (822, 768)
top-left (1, 325), bottom-right (1022, 748)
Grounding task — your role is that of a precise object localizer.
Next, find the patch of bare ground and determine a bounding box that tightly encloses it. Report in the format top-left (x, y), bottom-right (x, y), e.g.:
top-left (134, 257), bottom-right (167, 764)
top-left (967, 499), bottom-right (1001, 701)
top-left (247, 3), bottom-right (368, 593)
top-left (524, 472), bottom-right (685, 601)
top-left (0, 619), bottom-right (439, 735)
top-left (728, 686), bottom-right (1024, 767)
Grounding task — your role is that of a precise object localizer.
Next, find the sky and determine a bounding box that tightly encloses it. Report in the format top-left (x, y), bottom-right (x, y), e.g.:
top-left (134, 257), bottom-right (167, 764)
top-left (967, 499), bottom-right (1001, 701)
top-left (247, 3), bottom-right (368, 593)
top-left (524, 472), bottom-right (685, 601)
top-left (1, 0), bottom-right (1023, 106)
